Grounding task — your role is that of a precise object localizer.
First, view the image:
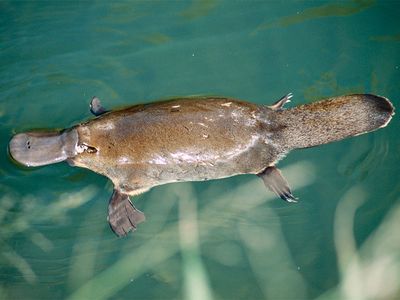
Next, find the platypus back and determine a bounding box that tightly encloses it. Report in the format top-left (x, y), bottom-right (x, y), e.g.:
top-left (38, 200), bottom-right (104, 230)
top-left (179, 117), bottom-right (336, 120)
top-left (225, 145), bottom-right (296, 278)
top-left (274, 94), bottom-right (394, 150)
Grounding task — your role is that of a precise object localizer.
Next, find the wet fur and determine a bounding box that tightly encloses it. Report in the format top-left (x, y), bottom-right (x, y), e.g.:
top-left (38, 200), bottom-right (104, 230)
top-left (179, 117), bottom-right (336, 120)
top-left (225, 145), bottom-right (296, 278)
top-left (9, 94), bottom-right (395, 236)
top-left (71, 97), bottom-right (282, 195)
top-left (275, 94), bottom-right (394, 150)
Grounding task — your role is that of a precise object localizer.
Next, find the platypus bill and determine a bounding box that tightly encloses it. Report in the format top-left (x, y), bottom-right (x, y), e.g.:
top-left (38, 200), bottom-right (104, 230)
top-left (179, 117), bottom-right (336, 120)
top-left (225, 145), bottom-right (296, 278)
top-left (9, 94), bottom-right (394, 236)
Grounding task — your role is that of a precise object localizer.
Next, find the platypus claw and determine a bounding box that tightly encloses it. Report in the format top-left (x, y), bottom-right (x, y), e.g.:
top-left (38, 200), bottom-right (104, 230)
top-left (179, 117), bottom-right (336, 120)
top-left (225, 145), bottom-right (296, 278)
top-left (280, 191), bottom-right (298, 203)
top-left (108, 189), bottom-right (145, 237)
top-left (257, 166), bottom-right (298, 203)
top-left (269, 93), bottom-right (293, 111)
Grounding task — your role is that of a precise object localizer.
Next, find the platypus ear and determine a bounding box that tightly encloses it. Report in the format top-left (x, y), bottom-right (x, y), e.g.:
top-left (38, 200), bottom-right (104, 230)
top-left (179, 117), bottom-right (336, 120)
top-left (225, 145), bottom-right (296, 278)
top-left (90, 96), bottom-right (108, 116)
top-left (257, 166), bottom-right (298, 203)
top-left (269, 93), bottom-right (293, 111)
top-left (107, 190), bottom-right (146, 237)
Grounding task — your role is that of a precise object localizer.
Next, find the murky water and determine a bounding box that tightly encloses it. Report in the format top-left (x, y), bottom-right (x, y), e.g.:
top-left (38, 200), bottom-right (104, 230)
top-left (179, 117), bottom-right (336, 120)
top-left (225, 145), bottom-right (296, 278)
top-left (1, 1), bottom-right (399, 299)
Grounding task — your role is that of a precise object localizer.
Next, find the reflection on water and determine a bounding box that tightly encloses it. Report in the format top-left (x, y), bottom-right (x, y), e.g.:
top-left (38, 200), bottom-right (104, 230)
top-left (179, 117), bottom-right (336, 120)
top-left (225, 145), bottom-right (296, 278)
top-left (370, 33), bottom-right (400, 42)
top-left (254, 0), bottom-right (374, 33)
top-left (1, 1), bottom-right (399, 299)
top-left (338, 135), bottom-right (390, 181)
top-left (141, 33), bottom-right (172, 45)
top-left (303, 72), bottom-right (365, 102)
top-left (180, 0), bottom-right (218, 20)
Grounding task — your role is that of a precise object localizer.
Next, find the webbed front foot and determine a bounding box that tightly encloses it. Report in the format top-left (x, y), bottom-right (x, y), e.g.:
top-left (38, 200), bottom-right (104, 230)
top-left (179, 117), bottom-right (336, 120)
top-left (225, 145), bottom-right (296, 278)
top-left (90, 96), bottom-right (108, 116)
top-left (108, 190), bottom-right (146, 236)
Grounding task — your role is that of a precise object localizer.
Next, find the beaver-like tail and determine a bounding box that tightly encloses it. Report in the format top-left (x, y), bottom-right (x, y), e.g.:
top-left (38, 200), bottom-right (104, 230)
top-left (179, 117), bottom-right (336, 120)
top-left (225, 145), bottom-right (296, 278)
top-left (276, 94), bottom-right (394, 150)
top-left (9, 129), bottom-right (78, 167)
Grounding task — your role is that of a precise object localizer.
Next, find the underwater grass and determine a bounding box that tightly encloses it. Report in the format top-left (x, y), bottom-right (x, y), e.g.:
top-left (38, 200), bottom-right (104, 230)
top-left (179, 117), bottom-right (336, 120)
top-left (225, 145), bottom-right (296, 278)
top-left (66, 161), bottom-right (315, 299)
top-left (1, 161), bottom-right (399, 299)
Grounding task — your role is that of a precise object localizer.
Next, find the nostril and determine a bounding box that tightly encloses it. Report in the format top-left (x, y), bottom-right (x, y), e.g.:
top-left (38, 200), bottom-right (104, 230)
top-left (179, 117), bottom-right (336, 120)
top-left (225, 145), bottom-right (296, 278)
top-left (27, 140), bottom-right (31, 149)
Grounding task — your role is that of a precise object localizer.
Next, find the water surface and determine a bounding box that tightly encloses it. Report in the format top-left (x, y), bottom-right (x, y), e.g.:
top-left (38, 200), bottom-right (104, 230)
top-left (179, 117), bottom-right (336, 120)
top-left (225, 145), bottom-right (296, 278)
top-left (1, 1), bottom-right (399, 299)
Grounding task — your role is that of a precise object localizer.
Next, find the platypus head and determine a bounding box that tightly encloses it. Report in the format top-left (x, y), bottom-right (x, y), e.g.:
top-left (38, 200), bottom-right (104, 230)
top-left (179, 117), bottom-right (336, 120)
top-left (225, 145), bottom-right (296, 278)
top-left (9, 129), bottom-right (79, 167)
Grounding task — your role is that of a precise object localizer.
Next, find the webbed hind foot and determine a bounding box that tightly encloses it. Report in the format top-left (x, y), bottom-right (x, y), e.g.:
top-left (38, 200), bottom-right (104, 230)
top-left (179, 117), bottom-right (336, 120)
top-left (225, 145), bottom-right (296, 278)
top-left (257, 166), bottom-right (298, 202)
top-left (108, 190), bottom-right (145, 236)
top-left (269, 93), bottom-right (293, 111)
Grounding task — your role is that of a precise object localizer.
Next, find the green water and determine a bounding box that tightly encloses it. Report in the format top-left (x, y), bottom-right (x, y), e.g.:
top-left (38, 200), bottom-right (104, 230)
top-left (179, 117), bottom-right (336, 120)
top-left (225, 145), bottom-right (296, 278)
top-left (1, 1), bottom-right (399, 299)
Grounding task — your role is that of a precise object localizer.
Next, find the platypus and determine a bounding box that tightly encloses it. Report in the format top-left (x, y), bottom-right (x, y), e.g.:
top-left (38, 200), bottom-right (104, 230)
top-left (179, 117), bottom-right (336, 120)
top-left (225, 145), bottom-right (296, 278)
top-left (8, 94), bottom-right (394, 236)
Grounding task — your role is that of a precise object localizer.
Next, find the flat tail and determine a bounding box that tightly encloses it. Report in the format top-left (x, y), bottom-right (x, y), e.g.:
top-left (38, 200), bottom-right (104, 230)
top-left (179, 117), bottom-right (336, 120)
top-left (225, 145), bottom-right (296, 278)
top-left (8, 129), bottom-right (78, 167)
top-left (276, 94), bottom-right (395, 150)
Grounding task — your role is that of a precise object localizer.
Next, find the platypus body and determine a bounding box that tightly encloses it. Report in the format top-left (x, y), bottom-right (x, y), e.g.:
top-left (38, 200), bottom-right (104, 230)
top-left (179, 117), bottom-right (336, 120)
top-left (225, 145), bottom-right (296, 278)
top-left (9, 94), bottom-right (394, 236)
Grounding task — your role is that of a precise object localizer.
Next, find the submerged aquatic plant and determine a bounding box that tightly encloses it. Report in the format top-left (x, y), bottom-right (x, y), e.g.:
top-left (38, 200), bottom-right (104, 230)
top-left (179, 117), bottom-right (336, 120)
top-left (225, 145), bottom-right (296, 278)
top-left (67, 161), bottom-right (315, 300)
top-left (1, 161), bottom-right (399, 300)
top-left (319, 187), bottom-right (400, 299)
top-left (0, 186), bottom-right (98, 285)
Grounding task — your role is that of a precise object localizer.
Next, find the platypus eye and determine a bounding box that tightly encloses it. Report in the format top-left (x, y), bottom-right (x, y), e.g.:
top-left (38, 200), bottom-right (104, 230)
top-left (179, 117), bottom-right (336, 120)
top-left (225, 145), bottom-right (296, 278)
top-left (86, 146), bottom-right (97, 153)
top-left (76, 143), bottom-right (98, 154)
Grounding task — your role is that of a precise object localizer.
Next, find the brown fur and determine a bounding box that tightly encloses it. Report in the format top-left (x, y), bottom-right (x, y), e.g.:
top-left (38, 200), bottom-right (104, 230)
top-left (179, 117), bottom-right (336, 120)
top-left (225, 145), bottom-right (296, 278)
top-left (71, 97), bottom-right (280, 194)
top-left (8, 93), bottom-right (395, 236)
top-left (69, 94), bottom-right (394, 196)
top-left (274, 94), bottom-right (394, 150)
